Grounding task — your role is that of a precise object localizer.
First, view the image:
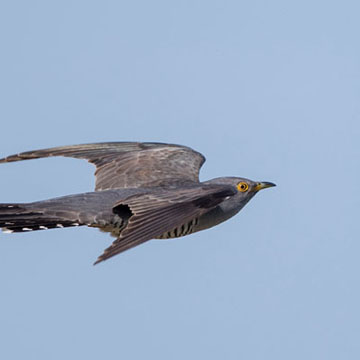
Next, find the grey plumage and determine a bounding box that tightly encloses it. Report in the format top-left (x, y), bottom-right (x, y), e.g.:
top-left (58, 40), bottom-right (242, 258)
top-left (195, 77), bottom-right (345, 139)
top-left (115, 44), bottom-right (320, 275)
top-left (1, 142), bottom-right (205, 190)
top-left (0, 142), bottom-right (275, 264)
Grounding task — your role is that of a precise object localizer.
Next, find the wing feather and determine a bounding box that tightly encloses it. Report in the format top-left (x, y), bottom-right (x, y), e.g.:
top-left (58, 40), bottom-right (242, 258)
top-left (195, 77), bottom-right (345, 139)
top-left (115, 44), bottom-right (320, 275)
top-left (0, 142), bottom-right (206, 190)
top-left (94, 185), bottom-right (236, 264)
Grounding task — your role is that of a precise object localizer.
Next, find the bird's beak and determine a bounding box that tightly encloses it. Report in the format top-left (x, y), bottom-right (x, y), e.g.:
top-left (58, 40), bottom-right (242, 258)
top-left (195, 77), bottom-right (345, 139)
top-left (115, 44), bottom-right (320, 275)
top-left (253, 181), bottom-right (276, 192)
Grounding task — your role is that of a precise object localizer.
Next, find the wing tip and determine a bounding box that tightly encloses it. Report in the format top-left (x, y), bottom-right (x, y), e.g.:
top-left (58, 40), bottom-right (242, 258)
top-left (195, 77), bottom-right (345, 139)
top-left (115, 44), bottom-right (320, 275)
top-left (0, 155), bottom-right (15, 163)
top-left (93, 251), bottom-right (111, 265)
top-left (0, 153), bottom-right (38, 164)
top-left (93, 257), bottom-right (103, 266)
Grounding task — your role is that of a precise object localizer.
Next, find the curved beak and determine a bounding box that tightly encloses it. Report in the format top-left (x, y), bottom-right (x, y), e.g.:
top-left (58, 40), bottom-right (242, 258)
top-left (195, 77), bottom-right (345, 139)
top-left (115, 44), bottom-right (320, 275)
top-left (253, 181), bottom-right (276, 192)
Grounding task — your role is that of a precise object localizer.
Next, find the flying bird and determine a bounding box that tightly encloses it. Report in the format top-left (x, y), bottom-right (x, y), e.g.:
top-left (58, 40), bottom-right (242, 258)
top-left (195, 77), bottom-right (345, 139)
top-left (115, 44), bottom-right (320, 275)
top-left (0, 142), bottom-right (275, 264)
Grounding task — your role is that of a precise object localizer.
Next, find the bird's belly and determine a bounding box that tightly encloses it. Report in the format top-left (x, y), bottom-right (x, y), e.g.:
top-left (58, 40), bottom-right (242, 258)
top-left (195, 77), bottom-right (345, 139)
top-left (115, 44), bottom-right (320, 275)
top-left (156, 218), bottom-right (199, 239)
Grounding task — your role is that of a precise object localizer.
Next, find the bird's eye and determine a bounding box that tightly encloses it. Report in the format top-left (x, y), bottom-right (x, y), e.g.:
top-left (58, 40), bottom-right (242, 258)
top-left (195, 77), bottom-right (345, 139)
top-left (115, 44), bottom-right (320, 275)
top-left (237, 182), bottom-right (249, 192)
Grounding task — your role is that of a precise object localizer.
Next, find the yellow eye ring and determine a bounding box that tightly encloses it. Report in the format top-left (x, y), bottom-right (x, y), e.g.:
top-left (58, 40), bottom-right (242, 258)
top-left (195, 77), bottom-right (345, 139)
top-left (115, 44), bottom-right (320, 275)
top-left (237, 182), bottom-right (249, 192)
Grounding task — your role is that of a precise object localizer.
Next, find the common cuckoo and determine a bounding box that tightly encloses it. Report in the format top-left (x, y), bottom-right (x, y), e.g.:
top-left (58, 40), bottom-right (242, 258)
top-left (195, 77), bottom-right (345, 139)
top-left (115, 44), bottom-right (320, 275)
top-left (0, 142), bottom-right (275, 264)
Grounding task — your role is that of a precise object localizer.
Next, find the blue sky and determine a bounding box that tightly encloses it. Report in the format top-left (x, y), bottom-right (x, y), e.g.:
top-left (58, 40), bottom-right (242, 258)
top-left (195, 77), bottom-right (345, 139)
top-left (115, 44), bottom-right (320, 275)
top-left (0, 1), bottom-right (359, 359)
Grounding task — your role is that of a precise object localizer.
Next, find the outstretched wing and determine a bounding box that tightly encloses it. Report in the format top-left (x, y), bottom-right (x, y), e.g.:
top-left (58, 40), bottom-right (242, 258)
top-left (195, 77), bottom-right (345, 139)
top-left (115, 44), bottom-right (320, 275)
top-left (94, 184), bottom-right (237, 264)
top-left (0, 142), bottom-right (205, 190)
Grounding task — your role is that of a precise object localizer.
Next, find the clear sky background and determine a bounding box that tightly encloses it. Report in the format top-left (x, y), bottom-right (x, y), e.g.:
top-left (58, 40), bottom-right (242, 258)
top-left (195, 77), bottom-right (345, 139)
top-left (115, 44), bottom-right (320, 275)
top-left (0, 1), bottom-right (359, 359)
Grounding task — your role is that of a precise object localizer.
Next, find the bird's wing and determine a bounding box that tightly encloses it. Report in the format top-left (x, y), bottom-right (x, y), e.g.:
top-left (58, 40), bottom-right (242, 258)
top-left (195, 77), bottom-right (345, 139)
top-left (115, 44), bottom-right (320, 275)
top-left (94, 184), bottom-right (237, 264)
top-left (0, 142), bottom-right (206, 190)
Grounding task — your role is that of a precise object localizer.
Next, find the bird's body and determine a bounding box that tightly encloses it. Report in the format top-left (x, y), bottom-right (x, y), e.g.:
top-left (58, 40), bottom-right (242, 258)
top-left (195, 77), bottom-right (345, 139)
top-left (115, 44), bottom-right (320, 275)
top-left (0, 142), bottom-right (275, 264)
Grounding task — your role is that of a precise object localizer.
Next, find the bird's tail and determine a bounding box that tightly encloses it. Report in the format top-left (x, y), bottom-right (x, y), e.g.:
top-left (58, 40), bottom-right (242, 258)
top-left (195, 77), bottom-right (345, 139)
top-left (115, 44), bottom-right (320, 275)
top-left (0, 203), bottom-right (83, 233)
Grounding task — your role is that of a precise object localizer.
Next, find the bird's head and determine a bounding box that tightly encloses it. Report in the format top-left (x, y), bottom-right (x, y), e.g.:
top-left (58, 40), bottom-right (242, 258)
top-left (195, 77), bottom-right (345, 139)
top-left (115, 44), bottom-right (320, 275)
top-left (205, 176), bottom-right (276, 212)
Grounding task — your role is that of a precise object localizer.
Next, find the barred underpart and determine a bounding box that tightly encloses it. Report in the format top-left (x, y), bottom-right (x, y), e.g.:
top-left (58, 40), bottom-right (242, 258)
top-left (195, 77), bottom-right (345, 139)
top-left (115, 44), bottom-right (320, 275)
top-left (95, 214), bottom-right (127, 237)
top-left (156, 218), bottom-right (199, 239)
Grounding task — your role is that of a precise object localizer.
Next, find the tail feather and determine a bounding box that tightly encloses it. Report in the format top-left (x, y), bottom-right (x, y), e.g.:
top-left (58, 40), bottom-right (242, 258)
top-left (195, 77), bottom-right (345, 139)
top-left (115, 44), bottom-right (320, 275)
top-left (0, 203), bottom-right (82, 233)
